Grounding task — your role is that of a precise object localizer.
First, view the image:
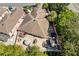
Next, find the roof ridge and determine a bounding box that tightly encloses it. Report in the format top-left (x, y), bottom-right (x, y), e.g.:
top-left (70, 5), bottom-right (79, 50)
top-left (36, 18), bottom-right (46, 38)
top-left (19, 14), bottom-right (33, 27)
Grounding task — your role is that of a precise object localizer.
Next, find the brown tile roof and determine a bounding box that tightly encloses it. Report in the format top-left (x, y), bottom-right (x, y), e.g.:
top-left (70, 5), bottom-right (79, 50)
top-left (19, 17), bottom-right (49, 38)
top-left (4, 7), bottom-right (24, 33)
top-left (19, 8), bottom-right (49, 38)
top-left (0, 7), bottom-right (8, 34)
top-left (20, 14), bottom-right (33, 27)
top-left (0, 7), bottom-right (24, 34)
top-left (0, 22), bottom-right (8, 34)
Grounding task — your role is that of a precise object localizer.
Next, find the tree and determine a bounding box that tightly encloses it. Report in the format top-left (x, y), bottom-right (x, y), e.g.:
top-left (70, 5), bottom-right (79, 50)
top-left (23, 6), bottom-right (33, 13)
top-left (62, 41), bottom-right (77, 56)
top-left (47, 11), bottom-right (57, 22)
top-left (0, 43), bottom-right (47, 56)
top-left (0, 43), bottom-right (27, 56)
top-left (42, 3), bottom-right (48, 9)
top-left (4, 44), bottom-right (26, 56)
top-left (56, 8), bottom-right (79, 55)
top-left (13, 45), bottom-right (27, 56)
top-left (4, 45), bottom-right (14, 56)
top-left (26, 45), bottom-right (47, 56)
top-left (48, 3), bottom-right (69, 14)
top-left (61, 16), bottom-right (79, 56)
top-left (56, 8), bottom-right (77, 35)
top-left (0, 43), bottom-right (6, 56)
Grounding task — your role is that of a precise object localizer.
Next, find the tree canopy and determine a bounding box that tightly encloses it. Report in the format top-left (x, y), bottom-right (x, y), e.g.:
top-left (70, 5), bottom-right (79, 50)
top-left (47, 11), bottom-right (57, 22)
top-left (0, 44), bottom-right (26, 56)
top-left (26, 45), bottom-right (47, 56)
top-left (42, 3), bottom-right (48, 9)
top-left (48, 3), bottom-right (69, 14)
top-left (56, 8), bottom-right (79, 56)
top-left (0, 43), bottom-right (47, 56)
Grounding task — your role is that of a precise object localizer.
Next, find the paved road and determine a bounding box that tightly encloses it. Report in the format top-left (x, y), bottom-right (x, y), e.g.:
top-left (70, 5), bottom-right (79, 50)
top-left (68, 3), bottom-right (79, 13)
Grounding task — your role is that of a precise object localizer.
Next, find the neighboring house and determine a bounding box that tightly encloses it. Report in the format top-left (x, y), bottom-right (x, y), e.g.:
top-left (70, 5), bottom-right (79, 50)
top-left (0, 7), bottom-right (9, 42)
top-left (0, 7), bottom-right (25, 43)
top-left (0, 7), bottom-right (24, 36)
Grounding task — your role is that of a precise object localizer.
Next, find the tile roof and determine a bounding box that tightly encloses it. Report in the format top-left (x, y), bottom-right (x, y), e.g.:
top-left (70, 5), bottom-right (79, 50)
top-left (19, 7), bottom-right (49, 38)
top-left (0, 7), bottom-right (24, 34)
top-left (19, 18), bottom-right (49, 38)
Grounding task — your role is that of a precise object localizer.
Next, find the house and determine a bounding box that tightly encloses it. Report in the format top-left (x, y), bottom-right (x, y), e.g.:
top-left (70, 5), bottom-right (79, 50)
top-left (18, 4), bottom-right (49, 38)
